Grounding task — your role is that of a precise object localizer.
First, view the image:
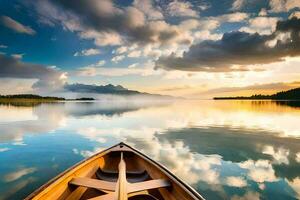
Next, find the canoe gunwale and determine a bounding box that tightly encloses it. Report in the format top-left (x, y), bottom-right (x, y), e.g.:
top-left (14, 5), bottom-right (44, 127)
top-left (125, 143), bottom-right (205, 200)
top-left (24, 144), bottom-right (117, 200)
top-left (25, 142), bottom-right (205, 200)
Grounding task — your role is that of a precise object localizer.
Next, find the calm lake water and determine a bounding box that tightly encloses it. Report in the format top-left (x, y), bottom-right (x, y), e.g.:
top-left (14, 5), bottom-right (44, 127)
top-left (0, 100), bottom-right (300, 200)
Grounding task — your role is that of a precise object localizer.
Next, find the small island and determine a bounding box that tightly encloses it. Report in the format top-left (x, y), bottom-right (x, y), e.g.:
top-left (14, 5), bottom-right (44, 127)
top-left (0, 94), bottom-right (65, 102)
top-left (0, 94), bottom-right (95, 103)
top-left (214, 87), bottom-right (300, 100)
top-left (74, 97), bottom-right (95, 101)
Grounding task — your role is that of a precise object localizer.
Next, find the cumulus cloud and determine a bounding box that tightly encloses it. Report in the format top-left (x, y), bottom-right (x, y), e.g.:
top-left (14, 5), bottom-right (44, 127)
top-left (0, 54), bottom-right (67, 90)
top-left (115, 46), bottom-right (128, 54)
top-left (231, 191), bottom-right (260, 200)
top-left (74, 48), bottom-right (101, 56)
top-left (240, 16), bottom-right (279, 35)
top-left (4, 167), bottom-right (36, 182)
top-left (127, 50), bottom-right (142, 58)
top-left (287, 177), bottom-right (300, 198)
top-left (111, 55), bottom-right (125, 63)
top-left (178, 12), bottom-right (249, 32)
top-left (225, 176), bottom-right (247, 187)
top-left (289, 11), bottom-right (300, 19)
top-left (155, 17), bottom-right (300, 72)
top-left (166, 0), bottom-right (198, 18)
top-left (216, 12), bottom-right (249, 23)
top-left (79, 30), bottom-right (123, 46)
top-left (32, 0), bottom-right (188, 48)
top-left (194, 30), bottom-right (222, 41)
top-left (231, 0), bottom-right (246, 11)
top-left (239, 160), bottom-right (278, 183)
top-left (296, 152), bottom-right (300, 162)
top-left (76, 61), bottom-right (156, 77)
top-left (269, 0), bottom-right (300, 13)
top-left (0, 16), bottom-right (36, 35)
top-left (262, 145), bottom-right (290, 165)
top-left (133, 0), bottom-right (164, 20)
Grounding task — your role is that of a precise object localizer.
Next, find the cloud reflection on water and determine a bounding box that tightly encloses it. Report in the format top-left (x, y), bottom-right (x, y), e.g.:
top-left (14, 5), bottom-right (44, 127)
top-left (0, 100), bottom-right (299, 199)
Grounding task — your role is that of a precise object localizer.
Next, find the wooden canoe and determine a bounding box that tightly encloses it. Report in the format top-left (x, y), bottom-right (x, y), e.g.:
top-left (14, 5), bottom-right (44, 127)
top-left (25, 142), bottom-right (205, 200)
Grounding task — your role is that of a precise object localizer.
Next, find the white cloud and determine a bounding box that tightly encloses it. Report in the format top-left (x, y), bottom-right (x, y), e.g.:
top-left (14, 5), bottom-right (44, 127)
top-left (225, 176), bottom-right (247, 187)
top-left (79, 31), bottom-right (123, 46)
top-left (198, 19), bottom-right (220, 30)
top-left (11, 53), bottom-right (24, 59)
top-left (179, 19), bottom-right (199, 30)
top-left (259, 8), bottom-right (268, 16)
top-left (240, 16), bottom-right (279, 35)
top-left (178, 12), bottom-right (249, 33)
top-left (0, 44), bottom-right (7, 48)
top-left (198, 2), bottom-right (211, 11)
top-left (166, 0), bottom-right (198, 18)
top-left (194, 30), bottom-right (222, 41)
top-left (115, 46), bottom-right (128, 54)
top-left (289, 11), bottom-right (300, 19)
top-left (231, 0), bottom-right (246, 11)
top-left (128, 63), bottom-right (138, 68)
top-left (74, 48), bottom-right (101, 56)
top-left (96, 60), bottom-right (106, 66)
top-left (0, 147), bottom-right (10, 152)
top-left (295, 152), bottom-right (300, 162)
top-left (287, 177), bottom-right (300, 198)
top-left (76, 126), bottom-right (222, 186)
top-left (239, 160), bottom-right (278, 183)
top-left (133, 0), bottom-right (164, 20)
top-left (0, 16), bottom-right (36, 35)
top-left (265, 32), bottom-right (291, 48)
top-left (231, 191), bottom-right (260, 200)
top-left (217, 12), bottom-right (250, 23)
top-left (262, 145), bottom-right (290, 164)
top-left (269, 0), bottom-right (300, 13)
top-left (111, 55), bottom-right (125, 63)
top-left (77, 62), bottom-right (157, 77)
top-left (127, 50), bottom-right (142, 58)
top-left (4, 167), bottom-right (36, 182)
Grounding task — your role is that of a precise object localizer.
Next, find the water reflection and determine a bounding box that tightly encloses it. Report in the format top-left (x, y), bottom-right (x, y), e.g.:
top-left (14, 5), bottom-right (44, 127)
top-left (0, 100), bottom-right (299, 199)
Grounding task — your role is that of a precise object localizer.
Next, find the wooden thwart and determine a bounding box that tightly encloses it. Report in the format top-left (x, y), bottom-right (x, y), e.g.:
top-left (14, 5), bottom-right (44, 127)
top-left (128, 179), bottom-right (170, 193)
top-left (69, 178), bottom-right (170, 193)
top-left (69, 177), bottom-right (116, 191)
top-left (69, 152), bottom-right (171, 200)
top-left (25, 143), bottom-right (204, 200)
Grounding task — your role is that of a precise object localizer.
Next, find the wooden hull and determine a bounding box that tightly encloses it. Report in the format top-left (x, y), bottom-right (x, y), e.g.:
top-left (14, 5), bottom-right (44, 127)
top-left (25, 142), bottom-right (204, 200)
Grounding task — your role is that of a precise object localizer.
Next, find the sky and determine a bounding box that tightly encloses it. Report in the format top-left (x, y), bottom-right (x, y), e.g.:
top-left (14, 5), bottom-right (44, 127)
top-left (0, 0), bottom-right (300, 98)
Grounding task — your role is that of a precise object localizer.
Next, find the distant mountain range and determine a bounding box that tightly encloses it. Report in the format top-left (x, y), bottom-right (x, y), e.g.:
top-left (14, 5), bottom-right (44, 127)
top-left (0, 84), bottom-right (174, 102)
top-left (214, 87), bottom-right (300, 100)
top-left (64, 83), bottom-right (143, 95)
top-left (64, 83), bottom-right (173, 98)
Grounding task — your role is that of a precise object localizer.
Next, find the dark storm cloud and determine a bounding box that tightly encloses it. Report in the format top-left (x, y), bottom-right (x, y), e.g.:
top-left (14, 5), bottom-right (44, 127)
top-left (0, 54), bottom-right (65, 89)
top-left (155, 17), bottom-right (300, 72)
top-left (0, 16), bottom-right (36, 35)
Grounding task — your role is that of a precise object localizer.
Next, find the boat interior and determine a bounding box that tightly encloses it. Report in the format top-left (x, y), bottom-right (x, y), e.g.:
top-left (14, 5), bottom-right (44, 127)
top-left (26, 143), bottom-right (202, 200)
